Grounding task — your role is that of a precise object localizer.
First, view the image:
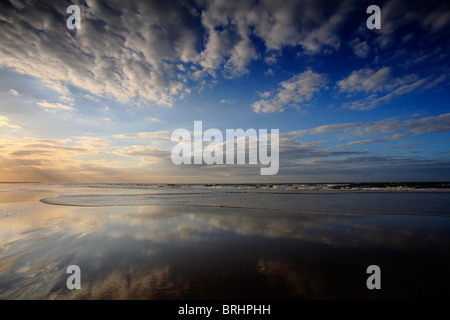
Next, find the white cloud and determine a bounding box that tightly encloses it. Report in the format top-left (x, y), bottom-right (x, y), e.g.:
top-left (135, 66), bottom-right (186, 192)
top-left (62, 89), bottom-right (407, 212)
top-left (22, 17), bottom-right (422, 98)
top-left (342, 74), bottom-right (443, 110)
top-left (117, 145), bottom-right (169, 161)
top-left (348, 38), bottom-right (370, 58)
top-left (0, 0), bottom-right (200, 107)
top-left (422, 75), bottom-right (447, 90)
top-left (9, 89), bottom-right (19, 96)
top-left (60, 95), bottom-right (74, 102)
top-left (287, 113), bottom-right (450, 139)
top-left (198, 0), bottom-right (353, 75)
top-left (252, 70), bottom-right (327, 113)
top-left (338, 67), bottom-right (391, 93)
top-left (0, 0), bottom-right (397, 112)
top-left (1, 0), bottom-right (446, 114)
top-left (114, 131), bottom-right (171, 140)
top-left (43, 81), bottom-right (70, 96)
top-left (219, 98), bottom-right (235, 105)
top-left (264, 52), bottom-right (278, 65)
top-left (37, 101), bottom-right (74, 111)
top-left (0, 115), bottom-right (22, 129)
top-left (336, 66), bottom-right (447, 110)
top-left (264, 68), bottom-right (274, 76)
top-left (258, 91), bottom-right (271, 99)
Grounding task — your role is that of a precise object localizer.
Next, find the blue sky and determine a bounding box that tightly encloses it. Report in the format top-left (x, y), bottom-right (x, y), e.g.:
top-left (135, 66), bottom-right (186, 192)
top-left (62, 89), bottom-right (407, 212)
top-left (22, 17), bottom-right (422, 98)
top-left (0, 0), bottom-right (449, 183)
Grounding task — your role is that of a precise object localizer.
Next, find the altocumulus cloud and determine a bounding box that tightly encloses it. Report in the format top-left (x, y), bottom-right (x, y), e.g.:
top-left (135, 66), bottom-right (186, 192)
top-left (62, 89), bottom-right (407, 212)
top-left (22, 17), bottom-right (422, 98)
top-left (0, 0), bottom-right (361, 108)
top-left (252, 70), bottom-right (328, 113)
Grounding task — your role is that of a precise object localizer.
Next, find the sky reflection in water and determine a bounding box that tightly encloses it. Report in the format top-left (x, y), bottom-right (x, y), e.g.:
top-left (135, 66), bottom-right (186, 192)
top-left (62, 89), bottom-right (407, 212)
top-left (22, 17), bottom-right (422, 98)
top-left (0, 185), bottom-right (450, 299)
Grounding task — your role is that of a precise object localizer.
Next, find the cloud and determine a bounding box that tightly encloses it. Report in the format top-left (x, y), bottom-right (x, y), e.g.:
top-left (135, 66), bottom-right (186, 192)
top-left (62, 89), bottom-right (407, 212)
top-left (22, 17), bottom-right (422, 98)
top-left (348, 38), bottom-right (370, 58)
top-left (335, 136), bottom-right (399, 147)
top-left (0, 115), bottom-right (21, 129)
top-left (76, 136), bottom-right (112, 150)
top-left (422, 6), bottom-right (450, 32)
top-left (252, 70), bottom-right (328, 113)
top-left (344, 77), bottom-right (435, 111)
top-left (197, 0), bottom-right (356, 78)
top-left (0, 136), bottom-right (137, 182)
top-left (219, 99), bottom-right (235, 104)
top-left (338, 67), bottom-right (391, 93)
top-left (264, 52), bottom-right (278, 65)
top-left (114, 131), bottom-right (171, 140)
top-left (1, 112), bottom-right (449, 182)
top-left (0, 0), bottom-right (362, 107)
top-left (278, 138), bottom-right (367, 166)
top-left (264, 68), bottom-right (274, 76)
top-left (0, 0), bottom-right (200, 107)
top-left (60, 95), bottom-right (74, 102)
top-left (117, 145), bottom-right (170, 163)
top-left (9, 89), bottom-right (19, 96)
top-left (252, 64), bottom-right (444, 115)
top-left (338, 67), bottom-right (447, 110)
top-left (422, 74), bottom-right (448, 90)
top-left (287, 113), bottom-right (450, 140)
top-left (285, 154), bottom-right (450, 178)
top-left (375, 0), bottom-right (450, 49)
top-left (36, 101), bottom-right (74, 111)
top-left (296, 0), bottom-right (353, 54)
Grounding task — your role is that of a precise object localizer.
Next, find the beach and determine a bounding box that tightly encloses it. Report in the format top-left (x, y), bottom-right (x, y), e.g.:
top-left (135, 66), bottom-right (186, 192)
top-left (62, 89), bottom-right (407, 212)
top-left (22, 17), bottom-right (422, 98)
top-left (1, 182), bottom-right (450, 299)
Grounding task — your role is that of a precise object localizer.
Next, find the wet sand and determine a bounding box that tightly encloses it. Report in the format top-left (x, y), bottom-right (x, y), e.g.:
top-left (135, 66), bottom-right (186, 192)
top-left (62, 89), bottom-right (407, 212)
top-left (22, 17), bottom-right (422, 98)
top-left (1, 183), bottom-right (450, 299)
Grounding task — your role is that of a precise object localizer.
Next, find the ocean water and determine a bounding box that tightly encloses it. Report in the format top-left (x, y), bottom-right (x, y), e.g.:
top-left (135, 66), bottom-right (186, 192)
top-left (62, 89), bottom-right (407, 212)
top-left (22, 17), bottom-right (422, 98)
top-left (0, 182), bottom-right (450, 299)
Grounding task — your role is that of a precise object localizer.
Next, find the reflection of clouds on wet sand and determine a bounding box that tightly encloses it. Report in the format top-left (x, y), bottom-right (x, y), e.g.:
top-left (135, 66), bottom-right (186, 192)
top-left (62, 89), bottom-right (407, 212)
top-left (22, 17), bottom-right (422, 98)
top-left (107, 206), bottom-right (216, 242)
top-left (0, 251), bottom-right (31, 276)
top-left (118, 206), bottom-right (450, 252)
top-left (50, 265), bottom-right (188, 300)
top-left (1, 184), bottom-right (450, 299)
top-left (0, 201), bottom-right (111, 298)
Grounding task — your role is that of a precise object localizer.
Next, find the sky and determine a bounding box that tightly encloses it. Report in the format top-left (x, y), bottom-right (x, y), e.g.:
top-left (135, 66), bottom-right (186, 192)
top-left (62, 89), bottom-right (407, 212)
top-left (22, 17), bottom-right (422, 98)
top-left (0, 0), bottom-right (449, 183)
